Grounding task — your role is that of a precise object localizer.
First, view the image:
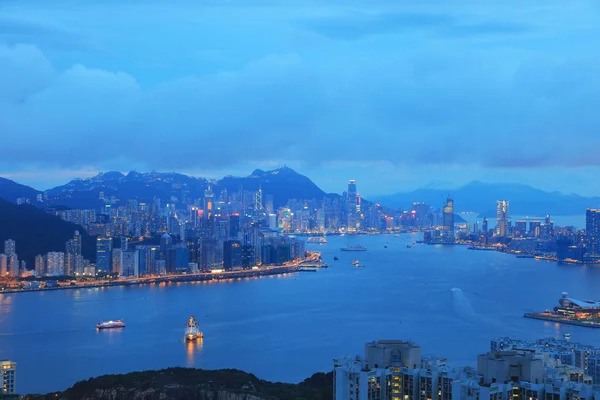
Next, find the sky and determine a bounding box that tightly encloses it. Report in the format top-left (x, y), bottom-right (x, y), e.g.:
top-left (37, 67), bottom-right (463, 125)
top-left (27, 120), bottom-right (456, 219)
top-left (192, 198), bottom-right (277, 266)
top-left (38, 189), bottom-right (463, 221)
top-left (1, 0), bottom-right (600, 196)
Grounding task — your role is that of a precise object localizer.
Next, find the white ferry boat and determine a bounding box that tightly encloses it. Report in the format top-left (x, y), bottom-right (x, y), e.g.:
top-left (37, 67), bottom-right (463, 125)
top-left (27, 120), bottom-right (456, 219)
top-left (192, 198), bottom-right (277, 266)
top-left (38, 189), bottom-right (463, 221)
top-left (96, 320), bottom-right (126, 330)
top-left (307, 237), bottom-right (328, 244)
top-left (184, 316), bottom-right (203, 341)
top-left (341, 244), bottom-right (367, 252)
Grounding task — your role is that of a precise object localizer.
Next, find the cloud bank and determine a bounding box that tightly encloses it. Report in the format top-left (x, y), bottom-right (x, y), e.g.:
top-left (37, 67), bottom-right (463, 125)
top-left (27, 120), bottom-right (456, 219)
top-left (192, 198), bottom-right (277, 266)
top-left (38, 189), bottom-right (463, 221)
top-left (1, 0), bottom-right (600, 192)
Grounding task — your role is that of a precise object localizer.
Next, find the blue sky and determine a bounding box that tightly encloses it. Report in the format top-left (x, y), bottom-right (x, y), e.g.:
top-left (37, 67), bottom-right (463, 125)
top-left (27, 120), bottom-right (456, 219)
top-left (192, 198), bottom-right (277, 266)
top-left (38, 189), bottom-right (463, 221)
top-left (1, 0), bottom-right (600, 196)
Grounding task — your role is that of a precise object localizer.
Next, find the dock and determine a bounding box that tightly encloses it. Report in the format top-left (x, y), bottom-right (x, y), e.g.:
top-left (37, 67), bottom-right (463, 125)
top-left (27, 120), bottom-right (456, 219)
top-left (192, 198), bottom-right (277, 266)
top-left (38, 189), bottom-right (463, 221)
top-left (524, 312), bottom-right (600, 328)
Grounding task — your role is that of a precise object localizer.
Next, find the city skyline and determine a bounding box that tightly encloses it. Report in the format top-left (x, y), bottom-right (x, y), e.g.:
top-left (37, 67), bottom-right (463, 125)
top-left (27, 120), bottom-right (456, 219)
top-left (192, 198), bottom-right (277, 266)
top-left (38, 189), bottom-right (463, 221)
top-left (2, 1), bottom-right (600, 195)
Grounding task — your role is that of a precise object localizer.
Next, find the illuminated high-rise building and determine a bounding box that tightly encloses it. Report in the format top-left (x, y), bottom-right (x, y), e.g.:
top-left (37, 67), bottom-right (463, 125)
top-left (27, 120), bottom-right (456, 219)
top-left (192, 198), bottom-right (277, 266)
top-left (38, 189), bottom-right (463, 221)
top-left (346, 180), bottom-right (358, 231)
top-left (160, 233), bottom-right (173, 257)
top-left (0, 360), bottom-right (17, 395)
top-left (223, 240), bottom-right (243, 270)
top-left (7, 255), bottom-right (18, 277)
top-left (120, 249), bottom-right (139, 278)
top-left (96, 237), bottom-right (112, 272)
top-left (496, 200), bottom-right (510, 236)
top-left (586, 209), bottom-right (600, 257)
top-left (229, 214), bottom-right (240, 239)
top-left (46, 252), bottom-right (65, 276)
top-left (204, 186), bottom-right (214, 219)
top-left (514, 220), bottom-right (527, 237)
top-left (3, 239), bottom-right (15, 257)
top-left (35, 255), bottom-right (46, 278)
top-left (0, 254), bottom-right (7, 276)
top-left (111, 248), bottom-right (122, 275)
top-left (442, 197), bottom-right (454, 238)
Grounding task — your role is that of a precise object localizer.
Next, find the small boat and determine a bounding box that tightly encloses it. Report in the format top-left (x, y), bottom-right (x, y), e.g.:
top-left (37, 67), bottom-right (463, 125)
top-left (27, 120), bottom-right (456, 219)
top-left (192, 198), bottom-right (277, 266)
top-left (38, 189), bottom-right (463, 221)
top-left (333, 256), bottom-right (339, 261)
top-left (184, 316), bottom-right (203, 341)
top-left (307, 237), bottom-right (328, 244)
top-left (406, 245), bottom-right (412, 248)
top-left (352, 260), bottom-right (360, 266)
top-left (341, 244), bottom-right (367, 252)
top-left (356, 264), bottom-right (365, 268)
top-left (97, 320), bottom-right (125, 330)
top-left (384, 245), bottom-right (388, 248)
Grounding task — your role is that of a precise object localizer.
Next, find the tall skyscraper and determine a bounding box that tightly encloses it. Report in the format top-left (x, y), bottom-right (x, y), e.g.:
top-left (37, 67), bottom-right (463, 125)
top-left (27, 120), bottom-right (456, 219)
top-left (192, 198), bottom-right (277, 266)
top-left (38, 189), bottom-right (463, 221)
top-left (111, 248), bottom-right (123, 275)
top-left (496, 200), bottom-right (510, 237)
top-left (3, 239), bottom-right (15, 257)
top-left (223, 240), bottom-right (242, 270)
top-left (7, 255), bottom-right (18, 277)
top-left (73, 231), bottom-right (82, 255)
top-left (120, 237), bottom-right (128, 252)
top-left (482, 217), bottom-right (489, 234)
top-left (229, 214), bottom-right (240, 239)
top-left (204, 186), bottom-right (214, 219)
top-left (0, 254), bottom-right (7, 276)
top-left (442, 197), bottom-right (454, 239)
top-left (160, 233), bottom-right (173, 257)
top-left (65, 231), bottom-right (82, 276)
top-left (120, 249), bottom-right (139, 278)
top-left (346, 180), bottom-right (358, 231)
top-left (46, 252), bottom-right (65, 276)
top-left (35, 255), bottom-right (46, 277)
top-left (136, 245), bottom-right (159, 276)
top-left (96, 237), bottom-right (112, 272)
top-left (515, 220), bottom-right (527, 237)
top-left (586, 209), bottom-right (600, 258)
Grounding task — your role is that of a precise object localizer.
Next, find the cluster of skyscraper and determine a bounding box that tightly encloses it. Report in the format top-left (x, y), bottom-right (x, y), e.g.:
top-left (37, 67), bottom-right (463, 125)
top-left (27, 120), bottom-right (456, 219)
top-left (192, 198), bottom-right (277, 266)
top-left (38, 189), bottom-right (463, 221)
top-left (0, 240), bottom-right (23, 278)
top-left (33, 231), bottom-right (91, 277)
top-left (334, 337), bottom-right (600, 400)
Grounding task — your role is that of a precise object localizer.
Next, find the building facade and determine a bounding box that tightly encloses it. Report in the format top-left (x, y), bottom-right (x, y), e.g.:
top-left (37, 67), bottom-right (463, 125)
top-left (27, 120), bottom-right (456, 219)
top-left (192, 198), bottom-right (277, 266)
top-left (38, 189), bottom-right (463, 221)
top-left (335, 338), bottom-right (600, 400)
top-left (1, 360), bottom-right (16, 395)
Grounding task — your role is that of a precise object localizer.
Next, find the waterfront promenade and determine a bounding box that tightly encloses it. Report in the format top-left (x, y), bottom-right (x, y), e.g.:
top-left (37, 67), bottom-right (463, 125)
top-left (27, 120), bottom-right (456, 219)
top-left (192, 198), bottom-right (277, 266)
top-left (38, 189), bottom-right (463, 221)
top-left (0, 253), bottom-right (323, 294)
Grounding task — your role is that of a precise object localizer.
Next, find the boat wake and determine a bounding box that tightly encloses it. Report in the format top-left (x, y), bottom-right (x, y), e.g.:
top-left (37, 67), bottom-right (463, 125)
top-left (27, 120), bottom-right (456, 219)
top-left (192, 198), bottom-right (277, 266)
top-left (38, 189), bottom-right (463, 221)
top-left (451, 287), bottom-right (475, 316)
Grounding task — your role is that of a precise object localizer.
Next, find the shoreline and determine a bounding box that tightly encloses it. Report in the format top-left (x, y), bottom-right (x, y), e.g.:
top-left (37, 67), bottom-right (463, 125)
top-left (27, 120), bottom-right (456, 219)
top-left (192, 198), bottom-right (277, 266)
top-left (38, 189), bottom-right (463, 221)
top-left (0, 265), bottom-right (301, 295)
top-left (524, 312), bottom-right (600, 328)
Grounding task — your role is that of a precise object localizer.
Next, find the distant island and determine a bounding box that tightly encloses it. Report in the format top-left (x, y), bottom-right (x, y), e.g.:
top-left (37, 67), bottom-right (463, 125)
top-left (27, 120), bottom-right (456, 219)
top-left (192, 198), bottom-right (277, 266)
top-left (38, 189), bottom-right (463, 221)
top-left (26, 368), bottom-right (333, 400)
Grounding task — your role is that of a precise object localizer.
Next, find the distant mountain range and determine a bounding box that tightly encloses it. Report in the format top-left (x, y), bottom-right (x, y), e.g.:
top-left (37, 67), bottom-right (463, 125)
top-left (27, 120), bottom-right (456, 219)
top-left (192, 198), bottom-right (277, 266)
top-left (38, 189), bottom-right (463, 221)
top-left (0, 171), bottom-right (598, 217)
top-left (41, 167), bottom-right (330, 209)
top-left (0, 198), bottom-right (96, 265)
top-left (374, 181), bottom-right (600, 216)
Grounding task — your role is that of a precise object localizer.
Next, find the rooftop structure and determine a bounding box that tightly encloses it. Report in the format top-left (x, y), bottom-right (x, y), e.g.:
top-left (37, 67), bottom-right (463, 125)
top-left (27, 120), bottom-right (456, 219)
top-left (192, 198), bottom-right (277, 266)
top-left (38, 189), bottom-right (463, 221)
top-left (335, 338), bottom-right (599, 400)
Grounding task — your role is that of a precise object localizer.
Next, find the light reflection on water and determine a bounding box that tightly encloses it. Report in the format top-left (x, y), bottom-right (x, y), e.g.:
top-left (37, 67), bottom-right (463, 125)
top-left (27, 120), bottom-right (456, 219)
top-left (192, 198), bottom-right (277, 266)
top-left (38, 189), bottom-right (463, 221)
top-left (186, 338), bottom-right (204, 367)
top-left (2, 233), bottom-right (600, 393)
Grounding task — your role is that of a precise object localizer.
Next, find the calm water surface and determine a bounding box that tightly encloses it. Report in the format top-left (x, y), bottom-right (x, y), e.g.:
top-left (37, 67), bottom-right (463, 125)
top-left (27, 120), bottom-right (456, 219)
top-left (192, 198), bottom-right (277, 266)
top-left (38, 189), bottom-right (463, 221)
top-left (2, 234), bottom-right (600, 393)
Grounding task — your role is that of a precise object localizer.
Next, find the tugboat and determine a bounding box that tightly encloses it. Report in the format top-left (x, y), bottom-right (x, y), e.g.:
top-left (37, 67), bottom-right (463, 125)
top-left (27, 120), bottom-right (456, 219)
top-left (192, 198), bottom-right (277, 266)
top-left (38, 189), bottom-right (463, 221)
top-left (96, 320), bottom-right (126, 330)
top-left (184, 316), bottom-right (203, 341)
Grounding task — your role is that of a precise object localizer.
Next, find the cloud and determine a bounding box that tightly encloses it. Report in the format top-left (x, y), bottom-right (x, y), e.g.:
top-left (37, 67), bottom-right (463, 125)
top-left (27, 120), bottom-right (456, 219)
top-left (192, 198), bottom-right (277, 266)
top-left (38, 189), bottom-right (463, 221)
top-left (0, 0), bottom-right (599, 185)
top-left (301, 11), bottom-right (456, 40)
top-left (300, 10), bottom-right (533, 41)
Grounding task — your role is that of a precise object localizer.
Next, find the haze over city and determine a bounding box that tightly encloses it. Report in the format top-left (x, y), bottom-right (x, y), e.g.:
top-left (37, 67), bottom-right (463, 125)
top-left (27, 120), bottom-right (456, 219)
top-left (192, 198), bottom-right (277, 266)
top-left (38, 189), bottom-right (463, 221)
top-left (2, 0), bottom-right (600, 195)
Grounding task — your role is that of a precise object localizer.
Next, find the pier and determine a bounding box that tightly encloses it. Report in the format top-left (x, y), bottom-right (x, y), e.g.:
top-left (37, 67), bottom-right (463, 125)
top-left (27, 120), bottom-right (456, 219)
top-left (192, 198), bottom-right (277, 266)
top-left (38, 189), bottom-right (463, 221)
top-left (524, 312), bottom-right (600, 328)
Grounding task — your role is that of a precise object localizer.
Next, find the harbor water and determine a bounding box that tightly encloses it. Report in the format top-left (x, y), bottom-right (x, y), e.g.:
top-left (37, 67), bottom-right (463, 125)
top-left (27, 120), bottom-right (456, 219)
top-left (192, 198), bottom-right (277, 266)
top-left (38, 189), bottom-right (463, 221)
top-left (2, 233), bottom-right (600, 393)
